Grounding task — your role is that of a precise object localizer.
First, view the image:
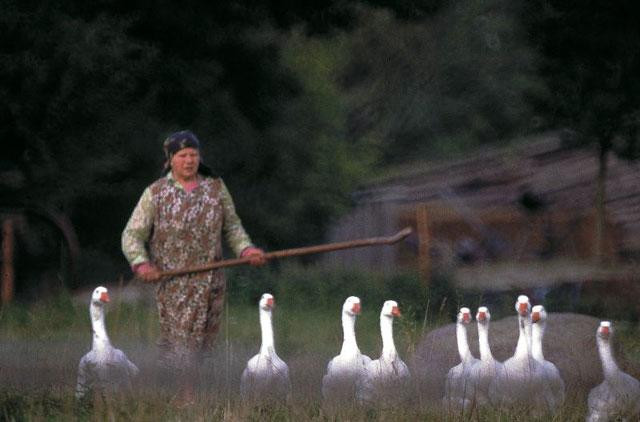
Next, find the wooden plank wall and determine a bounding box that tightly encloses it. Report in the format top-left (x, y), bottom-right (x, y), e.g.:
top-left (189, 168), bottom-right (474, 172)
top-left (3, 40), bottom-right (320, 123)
top-left (321, 132), bottom-right (640, 273)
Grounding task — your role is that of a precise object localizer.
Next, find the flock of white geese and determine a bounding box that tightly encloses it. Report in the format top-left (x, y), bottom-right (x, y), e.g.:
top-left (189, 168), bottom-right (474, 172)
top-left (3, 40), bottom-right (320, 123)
top-left (76, 287), bottom-right (639, 420)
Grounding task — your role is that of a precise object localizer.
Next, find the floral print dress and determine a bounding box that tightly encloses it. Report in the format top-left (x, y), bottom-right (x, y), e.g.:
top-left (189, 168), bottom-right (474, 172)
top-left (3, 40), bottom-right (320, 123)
top-left (122, 174), bottom-right (254, 372)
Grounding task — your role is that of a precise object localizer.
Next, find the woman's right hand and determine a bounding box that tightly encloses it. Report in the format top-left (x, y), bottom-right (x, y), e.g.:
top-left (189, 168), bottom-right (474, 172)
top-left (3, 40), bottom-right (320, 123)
top-left (135, 262), bottom-right (161, 282)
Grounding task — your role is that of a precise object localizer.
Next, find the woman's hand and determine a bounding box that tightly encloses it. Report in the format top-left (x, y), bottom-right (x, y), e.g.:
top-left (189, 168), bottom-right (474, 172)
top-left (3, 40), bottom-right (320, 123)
top-left (134, 262), bottom-right (161, 282)
top-left (241, 247), bottom-right (267, 266)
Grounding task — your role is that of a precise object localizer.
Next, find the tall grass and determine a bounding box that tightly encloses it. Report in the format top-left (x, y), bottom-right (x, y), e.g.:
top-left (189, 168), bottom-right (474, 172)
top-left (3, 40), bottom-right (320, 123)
top-left (0, 265), bottom-right (638, 420)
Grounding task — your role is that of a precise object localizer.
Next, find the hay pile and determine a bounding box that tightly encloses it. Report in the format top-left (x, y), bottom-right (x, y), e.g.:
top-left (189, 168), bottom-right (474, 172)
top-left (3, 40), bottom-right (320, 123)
top-left (411, 312), bottom-right (638, 404)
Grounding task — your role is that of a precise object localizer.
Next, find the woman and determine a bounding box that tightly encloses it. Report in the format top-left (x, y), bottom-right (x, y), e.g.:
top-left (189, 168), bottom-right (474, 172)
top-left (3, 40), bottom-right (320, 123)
top-left (121, 130), bottom-right (265, 405)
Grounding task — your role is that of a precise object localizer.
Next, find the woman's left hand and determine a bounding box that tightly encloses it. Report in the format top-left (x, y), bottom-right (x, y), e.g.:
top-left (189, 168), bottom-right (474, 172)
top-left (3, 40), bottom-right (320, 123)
top-left (241, 247), bottom-right (267, 266)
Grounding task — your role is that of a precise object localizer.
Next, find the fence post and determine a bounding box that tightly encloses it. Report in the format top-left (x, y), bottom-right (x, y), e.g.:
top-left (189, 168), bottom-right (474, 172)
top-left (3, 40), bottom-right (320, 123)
top-left (417, 204), bottom-right (430, 288)
top-left (2, 217), bottom-right (15, 305)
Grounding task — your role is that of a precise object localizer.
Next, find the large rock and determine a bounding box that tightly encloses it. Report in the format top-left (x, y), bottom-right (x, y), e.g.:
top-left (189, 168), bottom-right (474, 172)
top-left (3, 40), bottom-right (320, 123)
top-left (411, 312), bottom-right (639, 404)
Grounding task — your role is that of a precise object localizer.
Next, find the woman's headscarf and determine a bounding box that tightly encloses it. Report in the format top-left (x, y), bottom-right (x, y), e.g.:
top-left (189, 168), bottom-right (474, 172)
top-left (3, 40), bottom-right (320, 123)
top-left (162, 130), bottom-right (214, 176)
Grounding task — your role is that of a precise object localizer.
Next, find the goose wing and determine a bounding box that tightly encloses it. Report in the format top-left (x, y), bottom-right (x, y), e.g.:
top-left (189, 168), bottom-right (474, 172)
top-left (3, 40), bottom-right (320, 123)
top-left (111, 348), bottom-right (139, 377)
top-left (75, 351), bottom-right (97, 399)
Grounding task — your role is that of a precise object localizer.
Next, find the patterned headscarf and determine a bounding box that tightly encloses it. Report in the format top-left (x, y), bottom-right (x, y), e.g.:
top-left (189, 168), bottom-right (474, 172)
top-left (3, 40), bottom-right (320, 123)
top-left (162, 130), bottom-right (213, 176)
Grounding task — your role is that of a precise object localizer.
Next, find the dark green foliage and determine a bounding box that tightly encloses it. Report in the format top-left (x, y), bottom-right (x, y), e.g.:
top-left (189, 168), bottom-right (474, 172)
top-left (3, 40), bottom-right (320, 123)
top-left (3, 0), bottom-right (639, 298)
top-left (521, 0), bottom-right (640, 158)
top-left (1, 0), bottom-right (374, 292)
top-left (338, 1), bottom-right (545, 164)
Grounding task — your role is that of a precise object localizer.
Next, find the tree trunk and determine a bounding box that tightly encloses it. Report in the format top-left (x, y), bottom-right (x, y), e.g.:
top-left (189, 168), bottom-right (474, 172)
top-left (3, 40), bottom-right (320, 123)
top-left (594, 143), bottom-right (609, 264)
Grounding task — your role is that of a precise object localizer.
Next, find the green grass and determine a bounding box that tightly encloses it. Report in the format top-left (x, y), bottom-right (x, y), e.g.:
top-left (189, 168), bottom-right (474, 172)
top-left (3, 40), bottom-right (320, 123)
top-left (1, 267), bottom-right (638, 420)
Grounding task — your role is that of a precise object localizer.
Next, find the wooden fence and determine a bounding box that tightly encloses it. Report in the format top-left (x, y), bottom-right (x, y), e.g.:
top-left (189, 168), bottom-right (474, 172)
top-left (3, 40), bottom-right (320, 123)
top-left (398, 203), bottom-right (622, 289)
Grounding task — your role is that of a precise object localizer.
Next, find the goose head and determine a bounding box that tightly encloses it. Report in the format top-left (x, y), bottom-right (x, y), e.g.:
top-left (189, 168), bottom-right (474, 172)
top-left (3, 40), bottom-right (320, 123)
top-left (343, 296), bottom-right (361, 316)
top-left (260, 293), bottom-right (275, 311)
top-left (91, 286), bottom-right (110, 307)
top-left (597, 321), bottom-right (612, 341)
top-left (531, 305), bottom-right (547, 324)
top-left (476, 306), bottom-right (490, 325)
top-left (515, 295), bottom-right (531, 317)
top-left (381, 300), bottom-right (401, 318)
top-left (89, 286), bottom-right (111, 345)
top-left (458, 307), bottom-right (472, 324)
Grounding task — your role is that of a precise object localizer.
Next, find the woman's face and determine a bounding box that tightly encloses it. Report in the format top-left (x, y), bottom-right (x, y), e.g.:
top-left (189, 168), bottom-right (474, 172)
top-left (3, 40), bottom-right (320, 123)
top-left (170, 147), bottom-right (200, 181)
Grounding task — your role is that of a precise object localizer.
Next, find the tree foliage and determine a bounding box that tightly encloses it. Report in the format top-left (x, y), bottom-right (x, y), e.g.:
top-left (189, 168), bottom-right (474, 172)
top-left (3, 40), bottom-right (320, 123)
top-left (3, 0), bottom-right (635, 290)
top-left (0, 0), bottom-right (377, 288)
top-left (522, 0), bottom-right (640, 159)
top-left (337, 1), bottom-right (545, 163)
top-left (521, 0), bottom-right (640, 261)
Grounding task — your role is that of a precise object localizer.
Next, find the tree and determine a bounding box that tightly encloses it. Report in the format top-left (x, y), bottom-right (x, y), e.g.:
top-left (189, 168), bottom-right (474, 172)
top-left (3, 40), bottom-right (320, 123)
top-left (335, 1), bottom-right (545, 164)
top-left (0, 0), bottom-right (376, 288)
top-left (522, 0), bottom-right (640, 262)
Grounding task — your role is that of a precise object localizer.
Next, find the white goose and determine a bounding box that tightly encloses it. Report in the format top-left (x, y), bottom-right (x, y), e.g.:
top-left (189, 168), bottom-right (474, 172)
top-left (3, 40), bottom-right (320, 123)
top-left (322, 296), bottom-right (372, 403)
top-left (586, 321), bottom-right (640, 422)
top-left (443, 307), bottom-right (481, 412)
top-left (75, 286), bottom-right (139, 399)
top-left (357, 300), bottom-right (410, 406)
top-left (531, 304), bottom-right (565, 412)
top-left (489, 295), bottom-right (546, 412)
top-left (240, 293), bottom-right (291, 402)
top-left (475, 306), bottom-right (502, 406)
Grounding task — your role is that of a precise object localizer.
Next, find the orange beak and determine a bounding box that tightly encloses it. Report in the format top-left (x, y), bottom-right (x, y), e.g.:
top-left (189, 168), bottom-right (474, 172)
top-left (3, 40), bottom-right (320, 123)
top-left (267, 298), bottom-right (275, 308)
top-left (518, 302), bottom-right (528, 316)
top-left (462, 312), bottom-right (471, 323)
top-left (352, 303), bottom-right (361, 314)
top-left (601, 326), bottom-right (610, 337)
top-left (477, 311), bottom-right (486, 321)
top-left (531, 311), bottom-right (540, 322)
top-left (392, 306), bottom-right (401, 317)
top-left (100, 292), bottom-right (110, 303)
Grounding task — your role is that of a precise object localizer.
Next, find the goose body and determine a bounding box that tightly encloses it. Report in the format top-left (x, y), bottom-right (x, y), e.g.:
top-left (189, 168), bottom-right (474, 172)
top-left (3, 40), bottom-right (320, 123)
top-left (531, 305), bottom-right (565, 412)
top-left (586, 321), bottom-right (640, 422)
top-left (322, 296), bottom-right (372, 403)
top-left (489, 295), bottom-right (546, 412)
top-left (474, 306), bottom-right (502, 406)
top-left (443, 307), bottom-right (481, 412)
top-left (240, 293), bottom-right (291, 402)
top-left (75, 287), bottom-right (139, 399)
top-left (357, 300), bottom-right (410, 406)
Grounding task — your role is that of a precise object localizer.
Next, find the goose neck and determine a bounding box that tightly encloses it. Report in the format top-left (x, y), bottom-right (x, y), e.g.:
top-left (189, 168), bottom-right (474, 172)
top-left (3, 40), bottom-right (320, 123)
top-left (380, 315), bottom-right (397, 359)
top-left (340, 312), bottom-right (359, 355)
top-left (477, 322), bottom-right (494, 361)
top-left (259, 308), bottom-right (275, 355)
top-left (90, 303), bottom-right (110, 350)
top-left (531, 321), bottom-right (545, 360)
top-left (514, 314), bottom-right (531, 358)
top-left (597, 336), bottom-right (619, 380)
top-left (456, 320), bottom-right (473, 362)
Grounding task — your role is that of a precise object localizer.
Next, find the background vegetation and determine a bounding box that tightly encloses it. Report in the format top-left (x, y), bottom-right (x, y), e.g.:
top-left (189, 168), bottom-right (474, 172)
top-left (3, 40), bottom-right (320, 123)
top-left (2, 0), bottom-right (638, 294)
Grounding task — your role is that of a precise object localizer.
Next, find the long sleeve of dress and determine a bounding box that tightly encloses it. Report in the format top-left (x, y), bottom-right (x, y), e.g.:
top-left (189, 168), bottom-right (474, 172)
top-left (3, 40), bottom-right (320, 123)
top-left (121, 187), bottom-right (155, 267)
top-left (220, 180), bottom-right (254, 257)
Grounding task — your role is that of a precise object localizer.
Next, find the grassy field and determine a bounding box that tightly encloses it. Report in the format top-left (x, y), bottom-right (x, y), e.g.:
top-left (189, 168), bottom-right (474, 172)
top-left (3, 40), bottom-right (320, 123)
top-left (0, 266), bottom-right (638, 420)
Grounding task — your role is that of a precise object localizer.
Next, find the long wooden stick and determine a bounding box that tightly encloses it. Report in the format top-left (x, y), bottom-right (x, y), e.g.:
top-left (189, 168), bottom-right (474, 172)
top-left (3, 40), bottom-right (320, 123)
top-left (157, 227), bottom-right (412, 278)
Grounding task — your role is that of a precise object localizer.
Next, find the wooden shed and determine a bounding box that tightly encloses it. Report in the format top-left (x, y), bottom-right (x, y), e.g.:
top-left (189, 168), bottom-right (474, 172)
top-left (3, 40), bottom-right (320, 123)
top-left (322, 132), bottom-right (640, 288)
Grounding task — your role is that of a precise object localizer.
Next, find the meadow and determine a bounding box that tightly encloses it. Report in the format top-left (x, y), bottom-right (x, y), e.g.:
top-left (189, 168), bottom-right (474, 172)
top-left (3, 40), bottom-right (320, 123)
top-left (0, 265), bottom-right (638, 421)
